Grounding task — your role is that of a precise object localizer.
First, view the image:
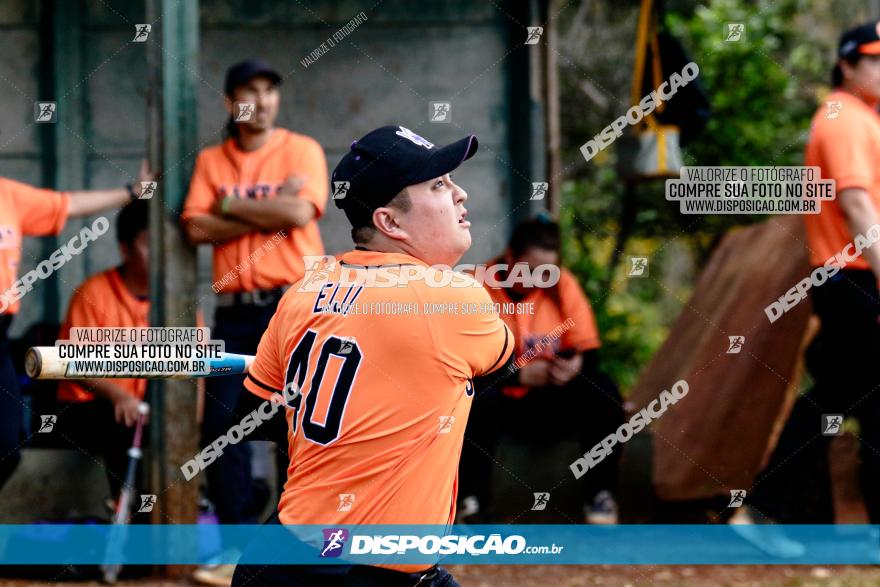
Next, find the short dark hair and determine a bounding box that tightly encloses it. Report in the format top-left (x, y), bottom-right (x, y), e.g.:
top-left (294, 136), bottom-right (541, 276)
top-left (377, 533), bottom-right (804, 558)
top-left (508, 217), bottom-right (560, 257)
top-left (832, 53), bottom-right (864, 86)
top-left (351, 189), bottom-right (411, 244)
top-left (116, 199), bottom-right (149, 247)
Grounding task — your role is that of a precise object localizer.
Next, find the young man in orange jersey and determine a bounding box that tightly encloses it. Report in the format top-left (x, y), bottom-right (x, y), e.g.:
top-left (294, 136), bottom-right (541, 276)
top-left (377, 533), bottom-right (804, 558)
top-left (181, 59), bottom-right (328, 584)
top-left (459, 218), bottom-right (623, 524)
top-left (55, 200), bottom-right (152, 502)
top-left (0, 164), bottom-right (152, 492)
top-left (231, 126), bottom-right (512, 586)
top-left (737, 23), bottom-right (880, 534)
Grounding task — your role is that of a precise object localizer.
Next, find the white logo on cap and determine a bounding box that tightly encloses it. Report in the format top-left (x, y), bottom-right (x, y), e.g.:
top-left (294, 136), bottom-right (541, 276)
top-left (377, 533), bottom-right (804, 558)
top-left (395, 127), bottom-right (434, 149)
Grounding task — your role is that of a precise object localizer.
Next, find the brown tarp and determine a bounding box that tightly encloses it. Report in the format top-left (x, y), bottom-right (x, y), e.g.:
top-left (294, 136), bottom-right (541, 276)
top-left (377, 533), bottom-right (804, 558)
top-left (626, 216), bottom-right (816, 501)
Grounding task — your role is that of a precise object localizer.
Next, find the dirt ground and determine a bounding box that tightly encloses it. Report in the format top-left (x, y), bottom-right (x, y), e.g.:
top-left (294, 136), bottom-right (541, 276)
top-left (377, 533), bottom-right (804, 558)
top-left (1, 437), bottom-right (873, 586)
top-left (3, 566), bottom-right (880, 586)
top-left (450, 565), bottom-right (880, 586)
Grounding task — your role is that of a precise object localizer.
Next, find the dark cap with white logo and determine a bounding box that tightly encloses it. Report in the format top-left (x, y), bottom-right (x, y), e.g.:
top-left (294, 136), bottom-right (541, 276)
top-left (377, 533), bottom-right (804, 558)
top-left (331, 125), bottom-right (478, 228)
top-left (839, 22), bottom-right (880, 59)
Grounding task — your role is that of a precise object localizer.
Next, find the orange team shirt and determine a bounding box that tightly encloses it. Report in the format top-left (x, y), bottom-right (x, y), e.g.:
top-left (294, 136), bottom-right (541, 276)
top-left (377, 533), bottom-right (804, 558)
top-left (244, 250), bottom-right (512, 555)
top-left (181, 129), bottom-right (329, 292)
top-left (58, 268), bottom-right (149, 402)
top-left (484, 263), bottom-right (600, 361)
top-left (804, 90), bottom-right (880, 269)
top-left (0, 178), bottom-right (70, 314)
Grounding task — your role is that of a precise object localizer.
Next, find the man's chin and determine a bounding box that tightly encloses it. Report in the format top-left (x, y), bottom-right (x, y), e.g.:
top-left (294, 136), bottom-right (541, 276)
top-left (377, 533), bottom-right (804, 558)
top-left (242, 121), bottom-right (272, 133)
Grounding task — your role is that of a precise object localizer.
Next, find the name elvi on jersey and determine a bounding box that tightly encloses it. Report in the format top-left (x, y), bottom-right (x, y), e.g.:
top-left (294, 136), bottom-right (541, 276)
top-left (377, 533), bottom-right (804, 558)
top-left (312, 281), bottom-right (534, 316)
top-left (312, 281), bottom-right (365, 316)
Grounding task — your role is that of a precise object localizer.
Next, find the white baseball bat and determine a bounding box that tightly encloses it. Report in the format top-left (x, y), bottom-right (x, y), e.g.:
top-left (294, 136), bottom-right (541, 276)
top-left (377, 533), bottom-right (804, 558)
top-left (25, 346), bottom-right (254, 380)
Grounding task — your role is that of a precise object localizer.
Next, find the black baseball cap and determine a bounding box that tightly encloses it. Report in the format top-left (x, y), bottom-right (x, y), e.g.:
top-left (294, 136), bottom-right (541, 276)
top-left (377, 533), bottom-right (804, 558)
top-left (224, 59), bottom-right (282, 96)
top-left (331, 125), bottom-right (478, 228)
top-left (838, 22), bottom-right (880, 59)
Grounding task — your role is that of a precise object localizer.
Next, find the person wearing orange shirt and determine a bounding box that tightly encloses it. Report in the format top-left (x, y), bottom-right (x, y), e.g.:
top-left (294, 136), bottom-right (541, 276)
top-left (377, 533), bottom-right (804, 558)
top-left (0, 166), bottom-right (151, 492)
top-left (180, 59), bottom-right (329, 581)
top-left (743, 23), bottom-right (880, 527)
top-left (55, 199), bottom-right (151, 502)
top-left (459, 218), bottom-right (624, 524)
top-left (231, 125), bottom-right (512, 586)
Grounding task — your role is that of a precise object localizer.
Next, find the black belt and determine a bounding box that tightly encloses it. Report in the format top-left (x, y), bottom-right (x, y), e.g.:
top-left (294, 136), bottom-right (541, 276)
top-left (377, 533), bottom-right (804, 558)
top-left (215, 286), bottom-right (289, 308)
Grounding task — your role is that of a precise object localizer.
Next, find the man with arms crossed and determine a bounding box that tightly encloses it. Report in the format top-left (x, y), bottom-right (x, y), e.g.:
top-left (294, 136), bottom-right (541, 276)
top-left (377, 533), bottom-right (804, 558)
top-left (181, 60), bottom-right (328, 584)
top-left (232, 126), bottom-right (512, 586)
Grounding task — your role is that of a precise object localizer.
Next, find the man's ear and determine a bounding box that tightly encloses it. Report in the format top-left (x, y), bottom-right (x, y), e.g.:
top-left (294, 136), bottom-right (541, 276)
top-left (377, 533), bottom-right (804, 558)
top-left (223, 95), bottom-right (234, 116)
top-left (372, 207), bottom-right (406, 241)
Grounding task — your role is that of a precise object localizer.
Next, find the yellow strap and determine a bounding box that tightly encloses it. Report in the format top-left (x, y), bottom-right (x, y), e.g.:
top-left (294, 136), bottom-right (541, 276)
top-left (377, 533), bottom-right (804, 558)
top-left (656, 129), bottom-right (667, 171)
top-left (630, 0), bottom-right (654, 107)
top-left (650, 27), bottom-right (665, 114)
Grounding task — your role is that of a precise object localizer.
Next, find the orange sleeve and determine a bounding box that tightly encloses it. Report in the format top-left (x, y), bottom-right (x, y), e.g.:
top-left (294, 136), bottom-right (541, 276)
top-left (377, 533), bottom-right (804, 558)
top-left (293, 137), bottom-right (329, 219)
top-left (558, 269), bottom-right (601, 352)
top-left (815, 115), bottom-right (874, 192)
top-left (243, 297), bottom-right (286, 401)
top-left (4, 178), bottom-right (70, 236)
top-left (431, 279), bottom-right (514, 378)
top-left (181, 152), bottom-right (216, 221)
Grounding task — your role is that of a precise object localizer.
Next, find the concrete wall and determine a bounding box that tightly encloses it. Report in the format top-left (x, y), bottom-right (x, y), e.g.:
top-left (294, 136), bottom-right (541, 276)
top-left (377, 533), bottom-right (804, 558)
top-left (3, 0), bottom-right (543, 337)
top-left (198, 0), bottom-right (520, 258)
top-left (0, 0), bottom-right (150, 337)
top-left (0, 0), bottom-right (58, 336)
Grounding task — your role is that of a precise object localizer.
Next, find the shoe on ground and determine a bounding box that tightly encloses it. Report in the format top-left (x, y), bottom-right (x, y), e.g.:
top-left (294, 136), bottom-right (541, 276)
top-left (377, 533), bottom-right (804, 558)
top-left (192, 563), bottom-right (236, 587)
top-left (192, 548), bottom-right (240, 587)
top-left (586, 490), bottom-right (619, 525)
top-left (728, 504), bottom-right (806, 558)
top-left (455, 495), bottom-right (480, 524)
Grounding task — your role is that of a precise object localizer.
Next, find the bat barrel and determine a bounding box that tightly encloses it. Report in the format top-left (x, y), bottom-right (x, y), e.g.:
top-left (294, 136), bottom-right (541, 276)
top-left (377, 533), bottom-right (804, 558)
top-left (24, 346), bottom-right (254, 379)
top-left (25, 347), bottom-right (68, 379)
top-left (24, 347), bottom-right (42, 379)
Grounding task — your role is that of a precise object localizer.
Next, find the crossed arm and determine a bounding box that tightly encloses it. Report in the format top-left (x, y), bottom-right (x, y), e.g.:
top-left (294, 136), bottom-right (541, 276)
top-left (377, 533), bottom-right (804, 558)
top-left (182, 176), bottom-right (317, 245)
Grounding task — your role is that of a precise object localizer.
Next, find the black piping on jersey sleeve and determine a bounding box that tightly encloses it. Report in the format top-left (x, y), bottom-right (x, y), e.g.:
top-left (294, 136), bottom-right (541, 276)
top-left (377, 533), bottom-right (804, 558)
top-left (482, 326), bottom-right (511, 376)
top-left (246, 373), bottom-right (283, 394)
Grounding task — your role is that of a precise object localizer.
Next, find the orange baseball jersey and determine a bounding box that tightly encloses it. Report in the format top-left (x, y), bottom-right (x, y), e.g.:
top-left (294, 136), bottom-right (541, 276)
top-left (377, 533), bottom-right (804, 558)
top-left (181, 129), bottom-right (329, 292)
top-left (0, 178), bottom-right (70, 314)
top-left (244, 250), bottom-right (512, 539)
top-left (484, 262), bottom-right (600, 360)
top-left (804, 90), bottom-right (880, 269)
top-left (58, 268), bottom-right (149, 402)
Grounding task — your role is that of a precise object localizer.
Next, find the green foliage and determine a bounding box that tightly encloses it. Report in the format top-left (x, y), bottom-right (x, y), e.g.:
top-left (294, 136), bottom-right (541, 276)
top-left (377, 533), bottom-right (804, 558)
top-left (558, 0), bottom-right (843, 393)
top-left (666, 0), bottom-right (829, 164)
top-left (560, 180), bottom-right (678, 393)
